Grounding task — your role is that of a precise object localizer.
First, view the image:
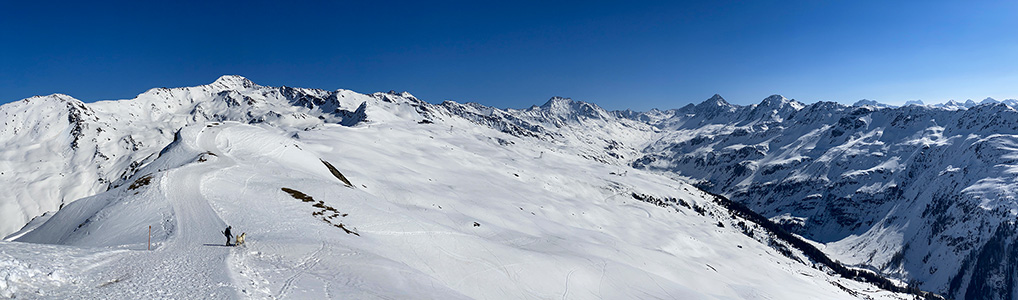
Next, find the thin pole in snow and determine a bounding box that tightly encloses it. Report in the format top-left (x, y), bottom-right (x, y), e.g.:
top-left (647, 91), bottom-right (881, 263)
top-left (148, 225), bottom-right (151, 250)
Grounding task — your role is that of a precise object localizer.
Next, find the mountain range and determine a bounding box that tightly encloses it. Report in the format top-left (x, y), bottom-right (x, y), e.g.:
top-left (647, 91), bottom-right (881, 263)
top-left (2, 75), bottom-right (1011, 298)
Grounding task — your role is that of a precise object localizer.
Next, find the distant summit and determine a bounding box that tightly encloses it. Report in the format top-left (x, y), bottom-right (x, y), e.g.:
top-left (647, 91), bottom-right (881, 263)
top-left (877, 97), bottom-right (1018, 110)
top-left (208, 75), bottom-right (257, 90)
top-left (904, 99), bottom-right (925, 106)
top-left (851, 99), bottom-right (894, 108)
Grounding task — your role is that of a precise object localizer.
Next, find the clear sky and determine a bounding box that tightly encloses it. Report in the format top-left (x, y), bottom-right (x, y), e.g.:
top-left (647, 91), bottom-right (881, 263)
top-left (1, 1), bottom-right (1016, 111)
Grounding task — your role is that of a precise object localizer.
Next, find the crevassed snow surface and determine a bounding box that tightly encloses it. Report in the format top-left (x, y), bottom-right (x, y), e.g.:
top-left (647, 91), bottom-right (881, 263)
top-left (0, 77), bottom-right (911, 299)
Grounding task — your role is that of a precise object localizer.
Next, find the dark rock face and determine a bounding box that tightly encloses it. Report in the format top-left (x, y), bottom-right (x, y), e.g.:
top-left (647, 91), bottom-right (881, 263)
top-left (952, 221), bottom-right (1018, 300)
top-left (337, 101), bottom-right (367, 127)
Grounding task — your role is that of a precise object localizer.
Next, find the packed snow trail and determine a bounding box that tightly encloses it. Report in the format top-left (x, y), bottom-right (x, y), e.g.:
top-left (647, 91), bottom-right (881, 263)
top-left (1, 124), bottom-right (241, 298)
top-left (163, 124), bottom-right (233, 252)
top-left (4, 122), bottom-right (470, 299)
top-left (75, 124), bottom-right (237, 298)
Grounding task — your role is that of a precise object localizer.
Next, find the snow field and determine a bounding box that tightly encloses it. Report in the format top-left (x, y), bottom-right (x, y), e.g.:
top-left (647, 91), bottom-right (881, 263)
top-left (0, 119), bottom-right (896, 298)
top-left (0, 76), bottom-right (920, 298)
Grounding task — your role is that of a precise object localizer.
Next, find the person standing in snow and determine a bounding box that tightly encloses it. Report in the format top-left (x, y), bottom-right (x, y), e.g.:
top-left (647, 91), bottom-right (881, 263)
top-left (224, 226), bottom-right (232, 246)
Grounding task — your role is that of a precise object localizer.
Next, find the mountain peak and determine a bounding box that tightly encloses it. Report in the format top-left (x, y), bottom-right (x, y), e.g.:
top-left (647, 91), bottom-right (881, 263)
top-left (904, 99), bottom-right (925, 106)
top-left (38, 93), bottom-right (76, 101)
top-left (697, 94), bottom-right (731, 108)
top-left (853, 99), bottom-right (879, 106)
top-left (852, 99), bottom-right (896, 109)
top-left (760, 94), bottom-right (788, 107)
top-left (533, 96), bottom-right (612, 120)
top-left (689, 94), bottom-right (736, 119)
top-left (209, 75), bottom-right (256, 90)
top-left (746, 94), bottom-right (804, 122)
top-left (758, 94), bottom-right (804, 110)
top-left (539, 96), bottom-right (574, 109)
top-left (21, 93), bottom-right (84, 106)
top-left (707, 94), bottom-right (726, 104)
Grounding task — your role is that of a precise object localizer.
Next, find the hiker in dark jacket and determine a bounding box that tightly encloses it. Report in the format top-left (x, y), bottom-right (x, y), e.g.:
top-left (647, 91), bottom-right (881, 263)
top-left (224, 226), bottom-right (233, 246)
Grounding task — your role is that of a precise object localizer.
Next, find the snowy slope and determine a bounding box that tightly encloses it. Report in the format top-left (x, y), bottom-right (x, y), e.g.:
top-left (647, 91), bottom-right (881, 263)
top-left (0, 77), bottom-right (916, 299)
top-left (0, 75), bottom-right (372, 237)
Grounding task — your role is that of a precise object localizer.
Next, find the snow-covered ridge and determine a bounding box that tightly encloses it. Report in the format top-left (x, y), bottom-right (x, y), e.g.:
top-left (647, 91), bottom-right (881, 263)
top-left (0, 75), bottom-right (385, 238)
top-left (855, 97), bottom-right (1018, 110)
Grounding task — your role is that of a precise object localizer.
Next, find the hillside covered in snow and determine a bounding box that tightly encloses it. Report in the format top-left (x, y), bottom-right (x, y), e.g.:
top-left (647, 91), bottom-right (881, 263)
top-left (0, 76), bottom-right (951, 298)
top-left (628, 95), bottom-right (1018, 299)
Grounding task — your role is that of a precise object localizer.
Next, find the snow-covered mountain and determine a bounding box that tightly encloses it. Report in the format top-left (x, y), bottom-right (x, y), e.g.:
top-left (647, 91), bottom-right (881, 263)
top-left (0, 76), bottom-right (942, 298)
top-left (627, 95), bottom-right (1018, 299)
top-left (856, 97), bottom-right (1018, 111)
top-left (0, 76), bottom-right (369, 237)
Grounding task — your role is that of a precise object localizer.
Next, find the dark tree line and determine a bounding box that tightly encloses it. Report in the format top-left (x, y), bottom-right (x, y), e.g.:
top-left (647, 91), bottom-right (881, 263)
top-left (705, 191), bottom-right (944, 300)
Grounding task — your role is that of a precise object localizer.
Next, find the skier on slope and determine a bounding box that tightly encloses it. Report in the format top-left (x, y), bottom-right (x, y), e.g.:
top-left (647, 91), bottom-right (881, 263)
top-left (224, 226), bottom-right (233, 246)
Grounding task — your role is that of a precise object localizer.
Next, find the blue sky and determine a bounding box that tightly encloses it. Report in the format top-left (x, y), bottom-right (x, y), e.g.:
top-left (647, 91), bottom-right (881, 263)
top-left (1, 1), bottom-right (1016, 111)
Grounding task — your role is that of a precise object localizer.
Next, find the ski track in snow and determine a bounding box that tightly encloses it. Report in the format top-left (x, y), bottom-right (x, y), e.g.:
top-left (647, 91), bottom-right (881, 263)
top-left (21, 125), bottom-right (241, 299)
top-left (276, 241), bottom-right (325, 298)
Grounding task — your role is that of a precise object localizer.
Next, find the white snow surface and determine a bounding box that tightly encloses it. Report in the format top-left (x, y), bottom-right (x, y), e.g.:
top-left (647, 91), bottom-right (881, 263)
top-left (0, 76), bottom-right (911, 299)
